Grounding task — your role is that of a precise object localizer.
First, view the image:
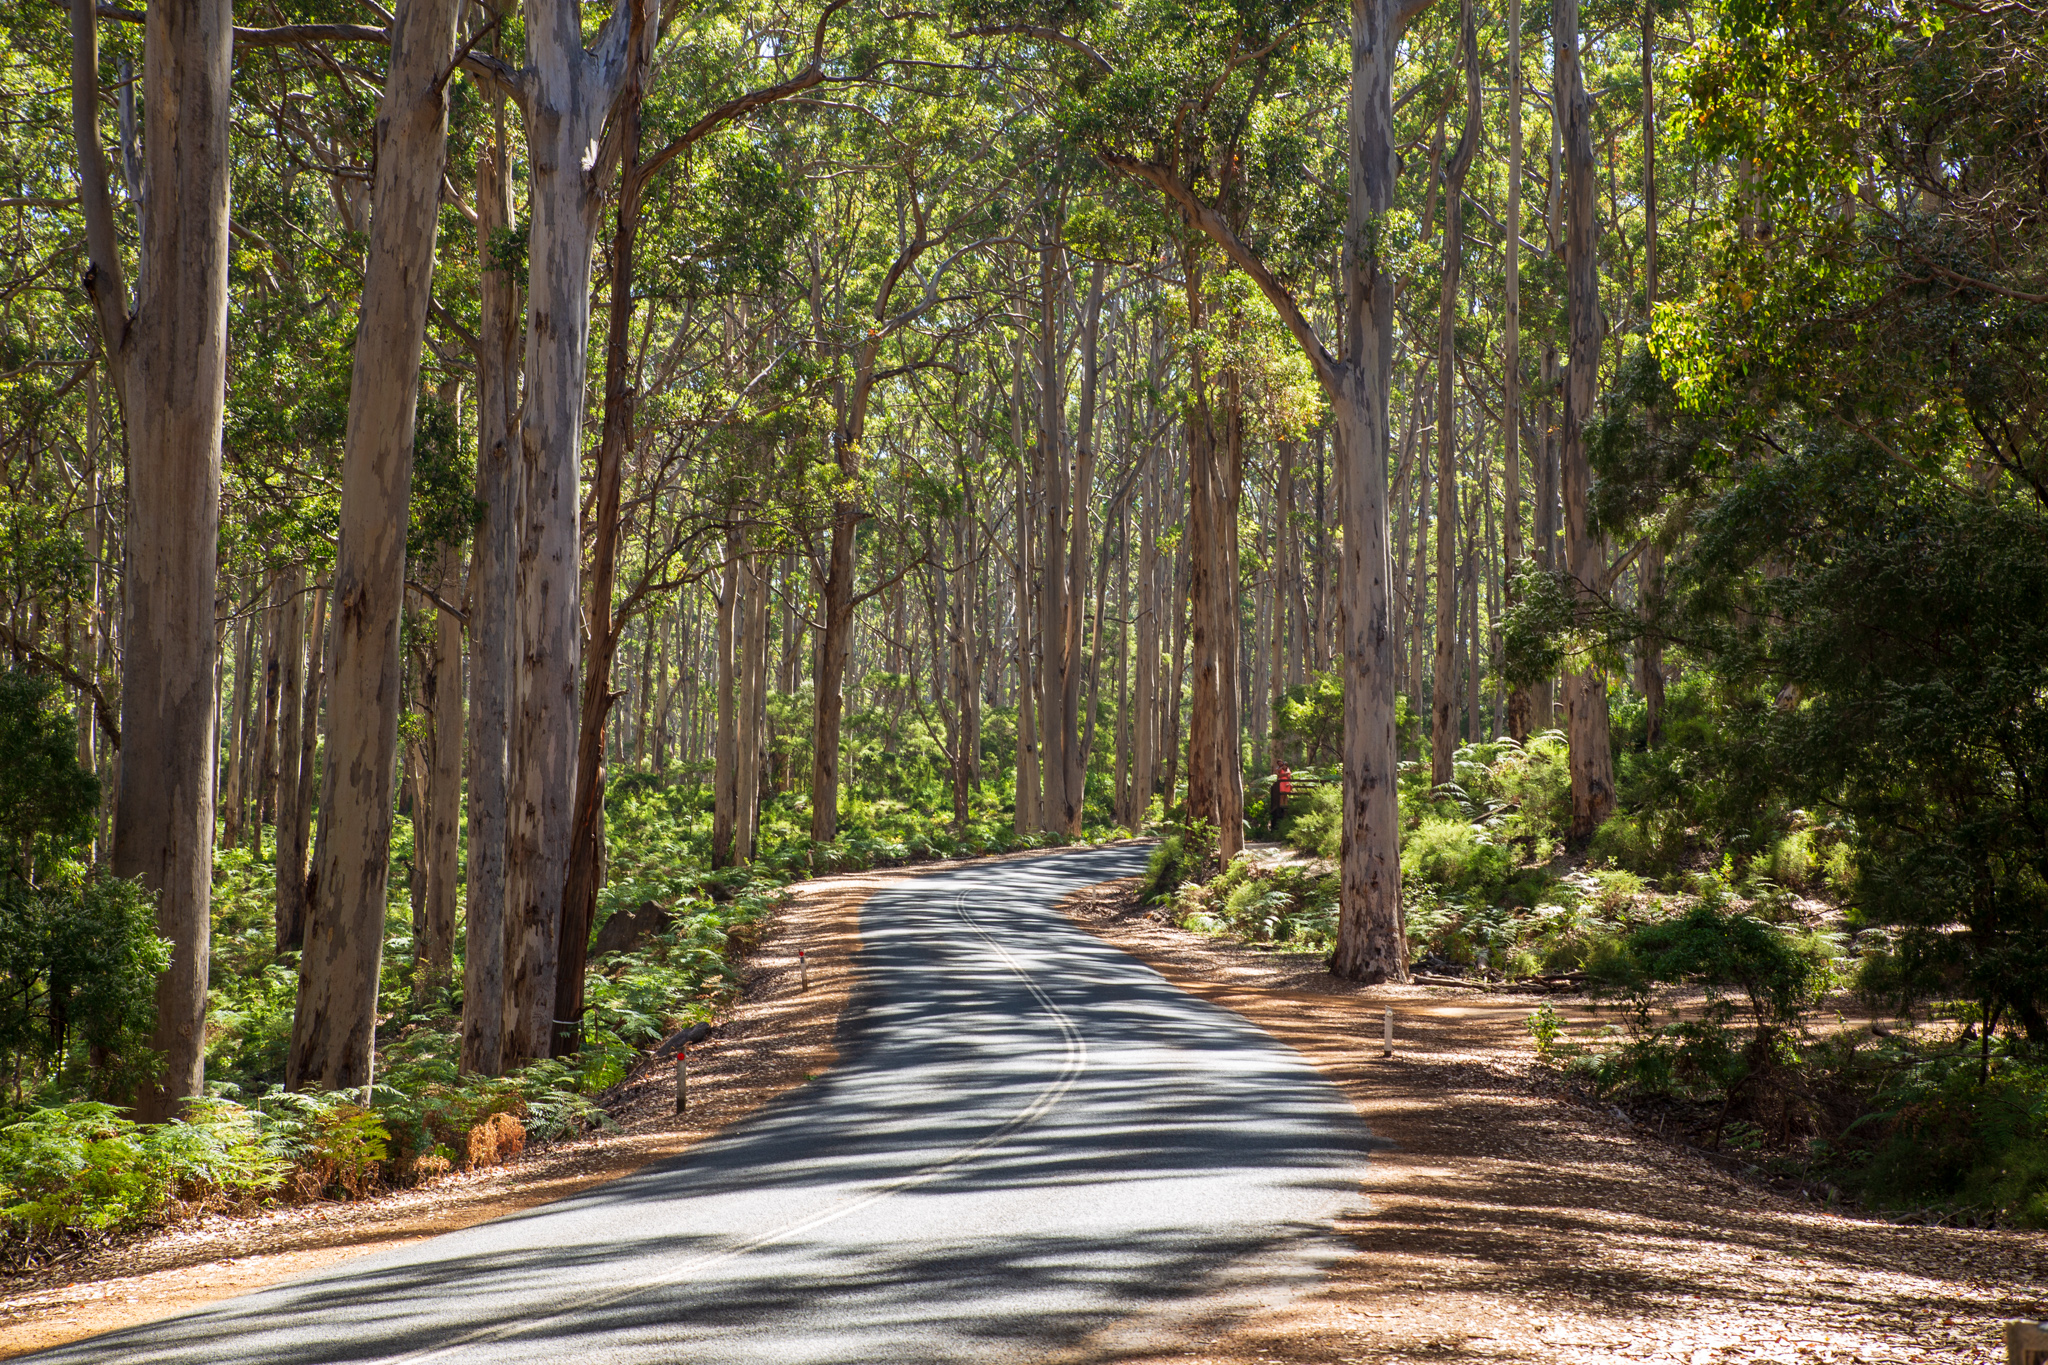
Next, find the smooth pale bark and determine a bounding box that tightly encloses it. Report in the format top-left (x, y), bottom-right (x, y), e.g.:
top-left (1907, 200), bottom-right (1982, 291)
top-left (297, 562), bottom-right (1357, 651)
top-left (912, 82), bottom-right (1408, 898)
top-left (1060, 262), bottom-right (1106, 833)
top-left (287, 0), bottom-right (463, 1092)
top-left (1484, 449), bottom-right (1504, 738)
top-left (1034, 246), bottom-right (1072, 834)
top-left (1012, 361), bottom-right (1040, 835)
top-left (738, 557), bottom-right (768, 860)
top-left (1131, 443), bottom-right (1159, 825)
top-left (1216, 377), bottom-right (1246, 858)
top-left (1637, 5), bottom-right (1666, 749)
top-left (950, 509), bottom-right (976, 829)
top-left (651, 610), bottom-right (673, 773)
top-left (71, 0), bottom-right (232, 1118)
top-left (1429, 0), bottom-right (1481, 785)
top-left (1639, 541), bottom-right (1666, 746)
top-left (279, 580), bottom-right (326, 952)
top-left (1152, 0), bottom-right (1436, 979)
top-left (420, 548), bottom-right (464, 1002)
top-left (1411, 398), bottom-right (1430, 751)
top-left (1113, 505), bottom-right (1132, 824)
top-left (554, 83), bottom-right (649, 1055)
top-left (222, 614), bottom-right (251, 849)
top-left (251, 579), bottom-right (282, 852)
top-left (1270, 442), bottom-right (1293, 767)
top-left (1183, 379), bottom-right (1222, 844)
top-left (272, 565), bottom-right (305, 950)
top-left (1503, 0), bottom-right (1531, 742)
top-left (506, 0), bottom-right (650, 1064)
top-left (461, 107), bottom-right (520, 1078)
top-left (1556, 0), bottom-right (1616, 839)
top-left (1161, 474), bottom-right (1188, 813)
top-left (1533, 342), bottom-right (1561, 728)
top-left (712, 543), bottom-right (740, 868)
top-left (1463, 480), bottom-right (1481, 741)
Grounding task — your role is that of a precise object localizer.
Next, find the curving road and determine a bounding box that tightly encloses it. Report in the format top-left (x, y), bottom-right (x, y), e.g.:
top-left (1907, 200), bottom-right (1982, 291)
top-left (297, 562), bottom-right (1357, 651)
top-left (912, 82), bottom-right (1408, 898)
top-left (34, 846), bottom-right (1374, 1364)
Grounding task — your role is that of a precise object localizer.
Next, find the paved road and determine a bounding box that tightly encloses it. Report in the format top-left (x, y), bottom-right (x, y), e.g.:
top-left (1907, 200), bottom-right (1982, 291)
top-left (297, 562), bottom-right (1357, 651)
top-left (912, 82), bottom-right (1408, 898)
top-left (38, 846), bottom-right (1374, 1364)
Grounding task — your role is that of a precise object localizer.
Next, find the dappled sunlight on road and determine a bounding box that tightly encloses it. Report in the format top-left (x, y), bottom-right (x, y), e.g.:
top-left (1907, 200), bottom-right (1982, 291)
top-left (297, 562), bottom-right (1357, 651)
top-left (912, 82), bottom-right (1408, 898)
top-left (28, 847), bottom-right (1374, 1365)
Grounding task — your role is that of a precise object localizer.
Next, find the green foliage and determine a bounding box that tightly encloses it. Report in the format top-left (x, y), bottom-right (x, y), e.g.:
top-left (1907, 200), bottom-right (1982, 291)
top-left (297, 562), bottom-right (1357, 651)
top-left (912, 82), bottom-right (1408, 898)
top-left (406, 393), bottom-right (480, 559)
top-left (0, 669), bottom-right (99, 878)
top-left (1847, 1046), bottom-right (2048, 1227)
top-left (0, 876), bottom-right (168, 1100)
top-left (0, 1097), bottom-right (289, 1236)
top-left (1174, 855), bottom-right (1338, 951)
top-left (1140, 818), bottom-right (1216, 904)
top-left (1282, 783), bottom-right (1342, 861)
top-left (1274, 670), bottom-right (1343, 767)
top-left (1403, 817), bottom-right (1514, 897)
top-left (1618, 900), bottom-right (1840, 1029)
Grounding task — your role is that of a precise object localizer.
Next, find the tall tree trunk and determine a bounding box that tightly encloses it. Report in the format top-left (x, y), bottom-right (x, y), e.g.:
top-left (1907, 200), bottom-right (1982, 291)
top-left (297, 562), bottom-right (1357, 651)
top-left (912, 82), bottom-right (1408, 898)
top-left (1132, 443), bottom-right (1159, 824)
top-left (1162, 482), bottom-right (1188, 813)
top-left (1270, 442), bottom-right (1292, 768)
top-left (1184, 388), bottom-right (1221, 845)
top-left (461, 99), bottom-right (521, 1077)
top-left (279, 579), bottom-right (326, 952)
top-left (272, 563), bottom-right (306, 950)
top-left (1557, 0), bottom-right (1616, 839)
top-left (950, 508), bottom-right (975, 829)
top-left (808, 511), bottom-right (854, 846)
top-left (420, 547), bottom-right (464, 1003)
top-left (1429, 0), bottom-right (1480, 785)
top-left (1060, 261), bottom-right (1106, 834)
top-left (1012, 362), bottom-right (1040, 835)
top-left (71, 0), bottom-right (233, 1118)
top-left (251, 577), bottom-right (282, 854)
top-left (738, 555), bottom-right (769, 861)
top-left (506, 0), bottom-right (651, 1065)
top-left (1411, 404), bottom-right (1430, 756)
top-left (1532, 342), bottom-right (1560, 729)
top-left (1324, 0), bottom-right (1415, 983)
top-left (1035, 245), bottom-right (1071, 834)
top-left (553, 77), bottom-right (648, 1054)
top-left (1463, 481), bottom-right (1481, 743)
top-left (712, 542), bottom-right (740, 868)
top-left (1215, 373), bottom-right (1246, 858)
top-left (287, 0), bottom-right (464, 1092)
top-left (1636, 3), bottom-right (1665, 749)
top-left (1503, 0), bottom-right (1531, 741)
top-left (222, 612), bottom-right (251, 850)
top-left (1113, 504), bottom-right (1133, 828)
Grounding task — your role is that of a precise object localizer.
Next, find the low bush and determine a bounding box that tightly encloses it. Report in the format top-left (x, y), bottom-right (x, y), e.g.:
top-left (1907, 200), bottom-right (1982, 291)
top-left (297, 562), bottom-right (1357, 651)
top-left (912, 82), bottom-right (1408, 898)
top-left (1173, 855), bottom-right (1337, 951)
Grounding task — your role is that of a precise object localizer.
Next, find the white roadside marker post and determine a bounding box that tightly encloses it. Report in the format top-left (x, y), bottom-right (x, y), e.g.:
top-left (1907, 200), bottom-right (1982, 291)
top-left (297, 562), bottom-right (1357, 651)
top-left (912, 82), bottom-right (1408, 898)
top-left (1383, 1007), bottom-right (1393, 1059)
top-left (2006, 1319), bottom-right (2048, 1365)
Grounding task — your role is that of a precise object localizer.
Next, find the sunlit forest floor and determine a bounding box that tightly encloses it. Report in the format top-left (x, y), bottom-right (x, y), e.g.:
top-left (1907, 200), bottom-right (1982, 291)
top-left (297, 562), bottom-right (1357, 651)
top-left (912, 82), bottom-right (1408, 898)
top-left (1061, 879), bottom-right (2047, 1365)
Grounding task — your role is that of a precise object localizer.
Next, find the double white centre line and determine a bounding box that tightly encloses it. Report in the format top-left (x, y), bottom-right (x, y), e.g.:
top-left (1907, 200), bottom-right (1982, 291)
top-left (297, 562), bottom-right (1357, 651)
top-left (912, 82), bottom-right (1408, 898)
top-left (391, 881), bottom-right (1089, 1363)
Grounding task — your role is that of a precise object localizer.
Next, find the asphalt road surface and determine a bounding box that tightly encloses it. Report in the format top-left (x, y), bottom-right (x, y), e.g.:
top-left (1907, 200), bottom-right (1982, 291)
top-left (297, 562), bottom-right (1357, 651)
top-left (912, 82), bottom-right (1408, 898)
top-left (38, 845), bottom-right (1374, 1364)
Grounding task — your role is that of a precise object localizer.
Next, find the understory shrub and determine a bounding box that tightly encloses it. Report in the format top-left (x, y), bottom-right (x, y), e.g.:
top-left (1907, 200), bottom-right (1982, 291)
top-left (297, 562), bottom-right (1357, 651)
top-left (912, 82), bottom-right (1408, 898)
top-left (1173, 855), bottom-right (1337, 950)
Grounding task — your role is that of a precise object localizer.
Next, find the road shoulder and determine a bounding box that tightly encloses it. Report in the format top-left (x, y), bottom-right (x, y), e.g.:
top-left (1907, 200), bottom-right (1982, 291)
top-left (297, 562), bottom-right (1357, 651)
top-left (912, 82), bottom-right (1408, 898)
top-left (0, 863), bottom-right (876, 1359)
top-left (1060, 877), bottom-right (2045, 1365)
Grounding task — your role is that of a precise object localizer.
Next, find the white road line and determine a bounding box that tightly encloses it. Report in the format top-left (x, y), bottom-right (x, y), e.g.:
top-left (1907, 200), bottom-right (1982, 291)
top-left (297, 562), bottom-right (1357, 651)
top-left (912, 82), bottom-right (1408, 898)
top-left (387, 876), bottom-right (1090, 1364)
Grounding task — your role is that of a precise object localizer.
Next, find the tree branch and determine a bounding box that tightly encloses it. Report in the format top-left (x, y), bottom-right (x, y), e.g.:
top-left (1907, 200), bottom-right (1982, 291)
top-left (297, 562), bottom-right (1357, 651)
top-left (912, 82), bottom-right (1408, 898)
top-left (948, 24), bottom-right (1112, 74)
top-left (1097, 151), bottom-right (1339, 393)
top-left (0, 620), bottom-right (120, 751)
top-left (71, 0), bottom-right (131, 373)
